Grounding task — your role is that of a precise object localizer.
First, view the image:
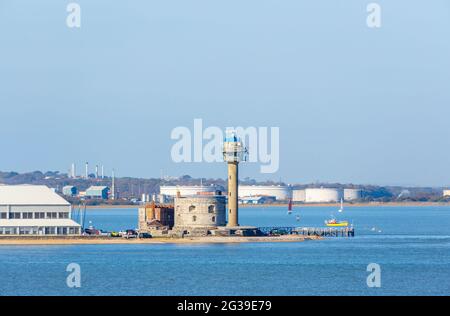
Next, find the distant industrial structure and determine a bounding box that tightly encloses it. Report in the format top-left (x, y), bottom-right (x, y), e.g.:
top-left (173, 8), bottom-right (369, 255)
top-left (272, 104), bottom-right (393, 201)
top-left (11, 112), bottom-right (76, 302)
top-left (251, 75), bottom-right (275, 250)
top-left (85, 186), bottom-right (110, 199)
top-left (344, 189), bottom-right (363, 201)
top-left (68, 162), bottom-right (106, 180)
top-left (159, 185), bottom-right (222, 197)
top-left (304, 188), bottom-right (343, 203)
top-left (238, 185), bottom-right (291, 201)
top-left (239, 195), bottom-right (276, 204)
top-left (70, 163), bottom-right (76, 179)
top-left (111, 169), bottom-right (116, 200)
top-left (85, 162), bottom-right (89, 179)
top-left (62, 185), bottom-right (78, 197)
top-left (292, 187), bottom-right (364, 203)
top-left (292, 189), bottom-right (306, 202)
top-left (0, 185), bottom-right (81, 235)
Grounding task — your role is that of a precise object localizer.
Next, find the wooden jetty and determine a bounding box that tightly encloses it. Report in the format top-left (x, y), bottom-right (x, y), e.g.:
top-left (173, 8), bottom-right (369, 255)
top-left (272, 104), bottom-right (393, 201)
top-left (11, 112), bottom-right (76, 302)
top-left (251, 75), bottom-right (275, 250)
top-left (258, 226), bottom-right (355, 237)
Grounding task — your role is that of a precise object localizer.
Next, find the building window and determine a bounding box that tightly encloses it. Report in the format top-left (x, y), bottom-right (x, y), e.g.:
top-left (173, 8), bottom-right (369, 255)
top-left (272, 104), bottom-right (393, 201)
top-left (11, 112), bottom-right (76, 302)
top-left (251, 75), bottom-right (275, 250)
top-left (2, 227), bottom-right (16, 235)
top-left (45, 227), bottom-right (56, 235)
top-left (69, 227), bottom-right (78, 234)
top-left (58, 227), bottom-right (68, 235)
top-left (0, 213), bottom-right (6, 219)
top-left (19, 227), bottom-right (35, 235)
top-left (9, 212), bottom-right (20, 219)
top-left (35, 212), bottom-right (45, 219)
top-left (212, 216), bottom-right (216, 222)
top-left (22, 212), bottom-right (33, 219)
top-left (46, 212), bottom-right (57, 219)
top-left (189, 205), bottom-right (196, 212)
top-left (192, 215), bottom-right (197, 222)
top-left (208, 205), bottom-right (215, 213)
top-left (58, 212), bottom-right (69, 219)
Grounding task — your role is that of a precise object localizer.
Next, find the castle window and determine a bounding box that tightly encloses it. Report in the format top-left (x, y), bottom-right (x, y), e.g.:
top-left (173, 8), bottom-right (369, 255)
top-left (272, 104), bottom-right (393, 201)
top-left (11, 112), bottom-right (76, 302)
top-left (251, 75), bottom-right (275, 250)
top-left (192, 215), bottom-right (197, 222)
top-left (212, 216), bottom-right (216, 222)
top-left (208, 205), bottom-right (215, 213)
top-left (189, 205), bottom-right (195, 212)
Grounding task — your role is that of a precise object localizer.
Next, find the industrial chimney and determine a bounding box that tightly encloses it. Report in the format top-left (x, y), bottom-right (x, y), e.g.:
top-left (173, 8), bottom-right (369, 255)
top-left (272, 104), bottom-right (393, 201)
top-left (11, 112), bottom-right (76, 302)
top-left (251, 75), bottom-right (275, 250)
top-left (111, 169), bottom-right (115, 200)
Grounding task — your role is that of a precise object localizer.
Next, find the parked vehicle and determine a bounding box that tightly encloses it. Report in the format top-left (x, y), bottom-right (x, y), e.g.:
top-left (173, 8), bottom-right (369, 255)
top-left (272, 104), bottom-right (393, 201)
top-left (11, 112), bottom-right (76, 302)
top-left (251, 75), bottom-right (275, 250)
top-left (123, 229), bottom-right (138, 239)
top-left (269, 229), bottom-right (288, 236)
top-left (138, 232), bottom-right (152, 239)
top-left (84, 227), bottom-right (101, 235)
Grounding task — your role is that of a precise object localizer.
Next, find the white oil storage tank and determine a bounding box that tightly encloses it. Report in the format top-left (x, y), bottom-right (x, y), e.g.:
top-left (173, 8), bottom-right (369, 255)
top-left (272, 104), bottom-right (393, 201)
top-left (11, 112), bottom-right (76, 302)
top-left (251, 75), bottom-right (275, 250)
top-left (344, 189), bottom-right (362, 201)
top-left (292, 189), bottom-right (306, 202)
top-left (238, 185), bottom-right (292, 201)
top-left (159, 185), bottom-right (222, 197)
top-left (305, 188), bottom-right (343, 203)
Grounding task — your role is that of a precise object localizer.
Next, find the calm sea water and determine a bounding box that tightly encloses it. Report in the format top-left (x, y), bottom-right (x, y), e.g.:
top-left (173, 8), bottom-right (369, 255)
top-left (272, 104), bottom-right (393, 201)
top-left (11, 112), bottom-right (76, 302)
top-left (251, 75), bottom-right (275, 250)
top-left (1, 206), bottom-right (449, 296)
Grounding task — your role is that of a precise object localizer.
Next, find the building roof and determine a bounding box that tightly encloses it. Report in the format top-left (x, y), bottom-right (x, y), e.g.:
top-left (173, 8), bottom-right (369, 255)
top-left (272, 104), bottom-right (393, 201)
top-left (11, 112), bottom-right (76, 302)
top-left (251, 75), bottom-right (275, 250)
top-left (0, 185), bottom-right (70, 206)
top-left (0, 219), bottom-right (80, 227)
top-left (86, 186), bottom-right (109, 191)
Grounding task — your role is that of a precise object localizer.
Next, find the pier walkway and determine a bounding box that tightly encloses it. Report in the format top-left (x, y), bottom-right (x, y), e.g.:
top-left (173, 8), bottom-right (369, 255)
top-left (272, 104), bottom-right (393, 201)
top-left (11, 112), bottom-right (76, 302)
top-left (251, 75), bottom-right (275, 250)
top-left (258, 226), bottom-right (355, 237)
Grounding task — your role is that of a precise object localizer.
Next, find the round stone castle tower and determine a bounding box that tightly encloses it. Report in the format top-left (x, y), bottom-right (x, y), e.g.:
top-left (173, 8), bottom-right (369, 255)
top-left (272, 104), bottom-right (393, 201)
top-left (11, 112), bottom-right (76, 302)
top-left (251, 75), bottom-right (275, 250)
top-left (174, 195), bottom-right (226, 229)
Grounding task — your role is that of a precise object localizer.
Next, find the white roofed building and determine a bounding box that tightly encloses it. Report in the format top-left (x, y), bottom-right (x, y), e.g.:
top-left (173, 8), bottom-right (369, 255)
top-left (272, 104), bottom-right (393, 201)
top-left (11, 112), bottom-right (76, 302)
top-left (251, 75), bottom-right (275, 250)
top-left (160, 185), bottom-right (222, 197)
top-left (0, 185), bottom-right (81, 235)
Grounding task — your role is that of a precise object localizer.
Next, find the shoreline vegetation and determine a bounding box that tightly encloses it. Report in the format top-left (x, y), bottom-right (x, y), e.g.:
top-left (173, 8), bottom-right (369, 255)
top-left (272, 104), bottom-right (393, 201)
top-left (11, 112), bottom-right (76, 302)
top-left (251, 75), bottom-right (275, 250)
top-left (84, 201), bottom-right (450, 209)
top-left (0, 235), bottom-right (319, 245)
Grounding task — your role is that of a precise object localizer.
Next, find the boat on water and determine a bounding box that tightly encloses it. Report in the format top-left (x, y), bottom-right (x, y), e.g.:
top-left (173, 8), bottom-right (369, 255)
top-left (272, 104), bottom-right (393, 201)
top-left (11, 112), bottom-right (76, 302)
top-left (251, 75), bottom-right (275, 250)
top-left (338, 198), bottom-right (344, 213)
top-left (324, 218), bottom-right (349, 227)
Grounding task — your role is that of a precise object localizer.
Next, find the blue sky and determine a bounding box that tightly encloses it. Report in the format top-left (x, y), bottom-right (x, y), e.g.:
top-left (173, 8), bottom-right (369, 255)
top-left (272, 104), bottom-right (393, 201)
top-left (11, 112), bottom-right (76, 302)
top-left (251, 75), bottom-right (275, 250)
top-left (0, 1), bottom-right (449, 186)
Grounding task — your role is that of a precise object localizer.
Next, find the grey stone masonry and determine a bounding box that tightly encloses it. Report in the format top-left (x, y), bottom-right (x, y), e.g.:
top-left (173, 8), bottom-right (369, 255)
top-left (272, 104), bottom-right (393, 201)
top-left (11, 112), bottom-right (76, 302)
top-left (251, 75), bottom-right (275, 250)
top-left (174, 195), bottom-right (226, 229)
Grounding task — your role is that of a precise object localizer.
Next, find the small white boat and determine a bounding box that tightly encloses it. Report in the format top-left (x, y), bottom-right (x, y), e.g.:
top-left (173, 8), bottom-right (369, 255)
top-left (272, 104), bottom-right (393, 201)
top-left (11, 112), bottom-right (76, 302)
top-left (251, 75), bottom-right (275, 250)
top-left (338, 198), bottom-right (344, 213)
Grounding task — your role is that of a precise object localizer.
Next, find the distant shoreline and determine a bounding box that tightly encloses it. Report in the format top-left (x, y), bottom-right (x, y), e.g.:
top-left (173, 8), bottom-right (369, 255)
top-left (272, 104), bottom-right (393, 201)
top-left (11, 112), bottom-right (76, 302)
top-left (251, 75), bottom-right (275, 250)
top-left (84, 201), bottom-right (450, 210)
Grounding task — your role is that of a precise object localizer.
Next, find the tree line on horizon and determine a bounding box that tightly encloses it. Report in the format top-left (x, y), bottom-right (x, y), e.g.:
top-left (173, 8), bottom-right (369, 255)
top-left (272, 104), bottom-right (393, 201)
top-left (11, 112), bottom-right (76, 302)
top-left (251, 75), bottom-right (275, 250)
top-left (0, 170), bottom-right (448, 203)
